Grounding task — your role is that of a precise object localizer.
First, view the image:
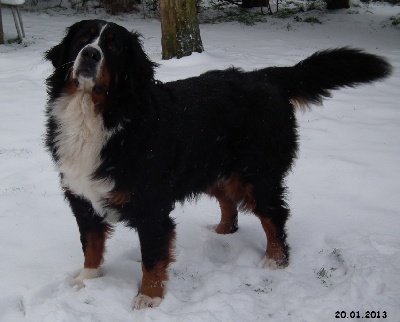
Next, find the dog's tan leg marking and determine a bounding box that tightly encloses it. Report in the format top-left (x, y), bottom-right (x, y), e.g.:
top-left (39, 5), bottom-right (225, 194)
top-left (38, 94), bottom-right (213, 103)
top-left (215, 195), bottom-right (238, 234)
top-left (133, 231), bottom-right (176, 310)
top-left (84, 224), bottom-right (113, 268)
top-left (208, 174), bottom-right (256, 234)
top-left (108, 190), bottom-right (132, 206)
top-left (133, 262), bottom-right (166, 309)
top-left (75, 224), bottom-right (113, 287)
top-left (208, 183), bottom-right (238, 234)
top-left (257, 215), bottom-right (288, 269)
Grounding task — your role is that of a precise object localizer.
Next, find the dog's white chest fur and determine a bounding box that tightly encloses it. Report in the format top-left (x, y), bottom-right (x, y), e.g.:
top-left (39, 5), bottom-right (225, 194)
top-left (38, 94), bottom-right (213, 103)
top-left (52, 92), bottom-right (115, 217)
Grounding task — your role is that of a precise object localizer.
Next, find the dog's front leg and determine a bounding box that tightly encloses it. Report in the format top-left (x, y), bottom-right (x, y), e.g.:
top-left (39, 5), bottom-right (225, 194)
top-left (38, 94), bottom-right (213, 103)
top-left (132, 214), bottom-right (176, 309)
top-left (64, 189), bottom-right (113, 287)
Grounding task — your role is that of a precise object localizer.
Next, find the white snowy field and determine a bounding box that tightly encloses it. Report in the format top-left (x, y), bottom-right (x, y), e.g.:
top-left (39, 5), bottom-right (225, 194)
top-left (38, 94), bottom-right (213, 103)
top-left (1, 3), bottom-right (400, 321)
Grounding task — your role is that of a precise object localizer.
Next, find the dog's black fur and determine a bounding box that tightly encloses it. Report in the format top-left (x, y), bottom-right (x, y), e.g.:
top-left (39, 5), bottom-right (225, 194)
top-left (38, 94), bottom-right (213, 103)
top-left (45, 19), bottom-right (392, 309)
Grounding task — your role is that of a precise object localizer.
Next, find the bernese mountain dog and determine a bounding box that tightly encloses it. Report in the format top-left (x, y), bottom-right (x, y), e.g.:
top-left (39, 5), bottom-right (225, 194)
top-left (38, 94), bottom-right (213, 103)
top-left (44, 19), bottom-right (392, 309)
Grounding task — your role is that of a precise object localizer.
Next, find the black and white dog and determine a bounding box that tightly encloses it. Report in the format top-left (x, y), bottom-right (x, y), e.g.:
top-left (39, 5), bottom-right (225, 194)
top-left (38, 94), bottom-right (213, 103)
top-left (44, 19), bottom-right (392, 309)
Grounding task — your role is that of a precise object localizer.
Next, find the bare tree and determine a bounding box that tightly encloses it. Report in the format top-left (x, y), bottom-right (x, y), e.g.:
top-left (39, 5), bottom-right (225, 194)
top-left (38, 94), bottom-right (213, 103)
top-left (0, 5), bottom-right (4, 45)
top-left (99, 0), bottom-right (139, 14)
top-left (160, 0), bottom-right (204, 60)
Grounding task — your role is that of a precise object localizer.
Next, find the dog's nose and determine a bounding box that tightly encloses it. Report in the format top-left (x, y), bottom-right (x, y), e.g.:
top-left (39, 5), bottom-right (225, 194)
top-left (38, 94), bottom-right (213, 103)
top-left (81, 46), bottom-right (101, 63)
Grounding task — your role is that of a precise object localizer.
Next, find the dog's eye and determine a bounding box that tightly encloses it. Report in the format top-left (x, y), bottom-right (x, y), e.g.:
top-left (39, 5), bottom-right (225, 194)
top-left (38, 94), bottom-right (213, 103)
top-left (80, 36), bottom-right (90, 43)
top-left (108, 43), bottom-right (120, 53)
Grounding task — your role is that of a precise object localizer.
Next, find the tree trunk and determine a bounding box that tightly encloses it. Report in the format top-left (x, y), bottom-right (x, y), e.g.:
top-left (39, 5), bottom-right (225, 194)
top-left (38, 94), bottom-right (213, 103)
top-left (0, 5), bottom-right (4, 45)
top-left (325, 0), bottom-right (350, 9)
top-left (160, 0), bottom-right (204, 60)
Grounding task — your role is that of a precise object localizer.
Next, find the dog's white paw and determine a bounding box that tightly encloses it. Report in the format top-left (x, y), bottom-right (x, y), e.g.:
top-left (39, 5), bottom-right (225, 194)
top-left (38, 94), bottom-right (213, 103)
top-left (259, 256), bottom-right (288, 270)
top-left (132, 294), bottom-right (162, 310)
top-left (259, 257), bottom-right (279, 269)
top-left (73, 268), bottom-right (102, 289)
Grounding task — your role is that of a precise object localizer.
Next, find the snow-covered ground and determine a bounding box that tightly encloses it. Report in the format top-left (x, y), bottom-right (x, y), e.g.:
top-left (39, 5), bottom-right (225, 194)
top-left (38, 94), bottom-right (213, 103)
top-left (1, 2), bottom-right (399, 321)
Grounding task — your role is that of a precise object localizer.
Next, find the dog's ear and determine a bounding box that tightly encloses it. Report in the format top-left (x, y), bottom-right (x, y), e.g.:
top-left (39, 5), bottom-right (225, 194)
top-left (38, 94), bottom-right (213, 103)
top-left (44, 20), bottom-right (87, 68)
top-left (45, 43), bottom-right (63, 68)
top-left (127, 32), bottom-right (158, 87)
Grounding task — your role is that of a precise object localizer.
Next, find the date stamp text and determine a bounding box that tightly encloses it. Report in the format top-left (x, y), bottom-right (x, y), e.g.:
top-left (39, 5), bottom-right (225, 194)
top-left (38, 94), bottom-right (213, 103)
top-left (335, 311), bottom-right (387, 319)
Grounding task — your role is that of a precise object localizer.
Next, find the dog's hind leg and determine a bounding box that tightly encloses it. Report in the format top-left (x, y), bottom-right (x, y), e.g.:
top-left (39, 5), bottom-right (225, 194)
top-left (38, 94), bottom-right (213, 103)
top-left (256, 212), bottom-right (289, 269)
top-left (253, 183), bottom-right (290, 269)
top-left (208, 185), bottom-right (239, 234)
top-left (64, 189), bottom-right (113, 287)
top-left (215, 196), bottom-right (239, 234)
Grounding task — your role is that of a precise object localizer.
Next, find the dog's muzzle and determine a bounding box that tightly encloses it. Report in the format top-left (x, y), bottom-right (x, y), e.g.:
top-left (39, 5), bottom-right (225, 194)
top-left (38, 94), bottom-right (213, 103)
top-left (74, 45), bottom-right (102, 80)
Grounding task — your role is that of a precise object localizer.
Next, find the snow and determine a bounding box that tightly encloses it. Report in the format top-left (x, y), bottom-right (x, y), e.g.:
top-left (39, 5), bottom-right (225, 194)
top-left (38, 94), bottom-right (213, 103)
top-left (1, 3), bottom-right (400, 321)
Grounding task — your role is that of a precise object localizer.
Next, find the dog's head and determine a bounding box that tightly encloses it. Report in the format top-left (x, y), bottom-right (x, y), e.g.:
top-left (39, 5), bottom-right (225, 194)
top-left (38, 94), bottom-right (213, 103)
top-left (45, 20), bottom-right (157, 101)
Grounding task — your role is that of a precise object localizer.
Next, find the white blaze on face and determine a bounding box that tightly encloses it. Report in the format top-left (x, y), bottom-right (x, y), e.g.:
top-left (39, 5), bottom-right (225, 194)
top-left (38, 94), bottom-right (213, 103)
top-left (72, 24), bottom-right (108, 89)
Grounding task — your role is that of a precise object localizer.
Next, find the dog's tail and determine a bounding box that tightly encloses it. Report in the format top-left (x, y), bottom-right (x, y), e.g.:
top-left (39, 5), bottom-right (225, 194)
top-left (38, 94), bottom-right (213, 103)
top-left (264, 48), bottom-right (392, 110)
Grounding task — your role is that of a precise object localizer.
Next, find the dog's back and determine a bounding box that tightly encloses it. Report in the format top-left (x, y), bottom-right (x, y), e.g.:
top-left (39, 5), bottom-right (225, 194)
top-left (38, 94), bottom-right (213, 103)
top-left (164, 48), bottom-right (392, 202)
